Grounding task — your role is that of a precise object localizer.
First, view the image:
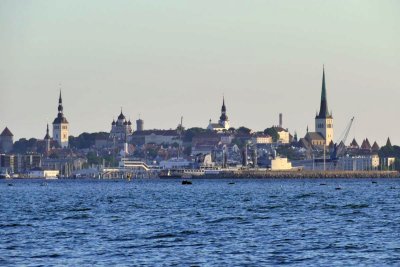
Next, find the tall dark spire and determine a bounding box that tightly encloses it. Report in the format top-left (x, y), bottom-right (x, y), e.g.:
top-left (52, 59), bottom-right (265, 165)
top-left (44, 124), bottom-right (50, 139)
top-left (58, 90), bottom-right (63, 113)
top-left (220, 96), bottom-right (228, 121)
top-left (316, 66), bottom-right (331, 119)
top-left (59, 90), bottom-right (62, 104)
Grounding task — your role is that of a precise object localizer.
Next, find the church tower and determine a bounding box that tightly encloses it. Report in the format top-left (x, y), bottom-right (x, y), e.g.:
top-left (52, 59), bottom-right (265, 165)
top-left (218, 96), bottom-right (230, 129)
top-left (315, 66), bottom-right (334, 145)
top-left (52, 91), bottom-right (69, 148)
top-left (44, 123), bottom-right (51, 154)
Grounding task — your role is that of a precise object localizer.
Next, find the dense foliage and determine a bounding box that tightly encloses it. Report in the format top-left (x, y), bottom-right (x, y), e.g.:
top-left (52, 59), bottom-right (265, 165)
top-left (69, 132), bottom-right (109, 149)
top-left (264, 127), bottom-right (279, 142)
top-left (12, 138), bottom-right (38, 153)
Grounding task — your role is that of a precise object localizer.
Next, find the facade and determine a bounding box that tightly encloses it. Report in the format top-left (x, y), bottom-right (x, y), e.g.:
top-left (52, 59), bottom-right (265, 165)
top-left (52, 91), bottom-right (69, 148)
top-left (338, 155), bottom-right (380, 171)
top-left (0, 127), bottom-right (14, 153)
top-left (274, 127), bottom-right (290, 144)
top-left (0, 154), bottom-right (16, 173)
top-left (314, 67), bottom-right (334, 145)
top-left (208, 97), bottom-right (230, 132)
top-left (304, 132), bottom-right (325, 146)
top-left (42, 157), bottom-right (86, 177)
top-left (16, 153), bottom-right (42, 172)
top-left (110, 109), bottom-right (133, 141)
top-left (28, 168), bottom-right (59, 178)
top-left (252, 134), bottom-right (273, 144)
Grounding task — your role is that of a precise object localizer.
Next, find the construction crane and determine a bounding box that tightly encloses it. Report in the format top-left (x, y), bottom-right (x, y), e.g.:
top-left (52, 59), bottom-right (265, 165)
top-left (330, 117), bottom-right (355, 160)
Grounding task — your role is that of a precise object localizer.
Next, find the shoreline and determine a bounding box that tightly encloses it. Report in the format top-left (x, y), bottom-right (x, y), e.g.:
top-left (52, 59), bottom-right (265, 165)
top-left (201, 170), bottom-right (400, 179)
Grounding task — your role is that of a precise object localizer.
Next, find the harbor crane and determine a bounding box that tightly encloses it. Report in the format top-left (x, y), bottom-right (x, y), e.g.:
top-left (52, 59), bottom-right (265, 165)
top-left (330, 117), bottom-right (355, 160)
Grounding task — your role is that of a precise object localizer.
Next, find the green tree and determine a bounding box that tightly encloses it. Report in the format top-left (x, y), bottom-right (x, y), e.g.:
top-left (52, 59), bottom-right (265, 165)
top-left (264, 127), bottom-right (279, 142)
top-left (237, 126), bottom-right (252, 135)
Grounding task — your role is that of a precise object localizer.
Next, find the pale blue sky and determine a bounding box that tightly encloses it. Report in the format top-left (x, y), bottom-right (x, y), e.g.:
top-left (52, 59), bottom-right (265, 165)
top-left (1, 1), bottom-right (399, 145)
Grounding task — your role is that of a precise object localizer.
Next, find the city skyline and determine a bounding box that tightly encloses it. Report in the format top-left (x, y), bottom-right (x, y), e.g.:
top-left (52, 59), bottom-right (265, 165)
top-left (1, 1), bottom-right (399, 144)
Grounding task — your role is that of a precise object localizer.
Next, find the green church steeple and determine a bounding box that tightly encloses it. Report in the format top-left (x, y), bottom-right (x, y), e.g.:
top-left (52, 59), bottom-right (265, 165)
top-left (316, 65), bottom-right (332, 119)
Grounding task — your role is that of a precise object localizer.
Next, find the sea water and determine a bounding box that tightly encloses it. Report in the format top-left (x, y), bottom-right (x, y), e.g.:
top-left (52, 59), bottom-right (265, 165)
top-left (1, 178), bottom-right (400, 266)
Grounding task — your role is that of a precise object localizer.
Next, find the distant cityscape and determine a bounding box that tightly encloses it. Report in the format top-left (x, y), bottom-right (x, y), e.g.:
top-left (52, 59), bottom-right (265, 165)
top-left (0, 67), bottom-right (398, 178)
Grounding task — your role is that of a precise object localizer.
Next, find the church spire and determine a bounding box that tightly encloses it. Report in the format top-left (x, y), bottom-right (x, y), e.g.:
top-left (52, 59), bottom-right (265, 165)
top-left (59, 90), bottom-right (62, 104)
top-left (316, 65), bottom-right (331, 119)
top-left (219, 96), bottom-right (228, 122)
top-left (44, 123), bottom-right (50, 139)
top-left (58, 90), bottom-right (64, 114)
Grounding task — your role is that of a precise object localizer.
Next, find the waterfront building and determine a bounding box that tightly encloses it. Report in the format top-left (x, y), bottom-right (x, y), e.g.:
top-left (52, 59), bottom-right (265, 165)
top-left (0, 127), bottom-right (14, 153)
top-left (109, 109), bottom-right (133, 141)
top-left (271, 157), bottom-right (293, 171)
top-left (42, 157), bottom-right (86, 177)
top-left (52, 91), bottom-right (69, 148)
top-left (0, 154), bottom-right (16, 173)
top-left (16, 153), bottom-right (42, 172)
top-left (207, 97), bottom-right (231, 132)
top-left (27, 167), bottom-right (59, 179)
top-left (338, 155), bottom-right (380, 171)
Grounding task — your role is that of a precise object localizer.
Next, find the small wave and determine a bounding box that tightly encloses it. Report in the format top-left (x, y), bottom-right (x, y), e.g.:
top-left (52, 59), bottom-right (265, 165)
top-left (146, 233), bottom-right (177, 239)
top-left (207, 216), bottom-right (245, 224)
top-left (69, 207), bottom-right (91, 212)
top-left (180, 230), bottom-right (198, 235)
top-left (322, 204), bottom-right (338, 210)
top-left (63, 214), bottom-right (91, 220)
top-left (0, 223), bottom-right (33, 228)
top-left (343, 204), bottom-right (369, 209)
top-left (31, 253), bottom-right (61, 259)
top-left (296, 192), bottom-right (317, 199)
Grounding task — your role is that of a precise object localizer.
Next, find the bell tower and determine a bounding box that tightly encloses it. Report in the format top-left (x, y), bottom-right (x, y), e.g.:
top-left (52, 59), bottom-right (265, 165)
top-left (218, 96), bottom-right (230, 130)
top-left (52, 90), bottom-right (69, 148)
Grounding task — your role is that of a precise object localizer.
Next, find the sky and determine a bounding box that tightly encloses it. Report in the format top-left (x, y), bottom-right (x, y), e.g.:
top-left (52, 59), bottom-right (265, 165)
top-left (1, 0), bottom-right (399, 145)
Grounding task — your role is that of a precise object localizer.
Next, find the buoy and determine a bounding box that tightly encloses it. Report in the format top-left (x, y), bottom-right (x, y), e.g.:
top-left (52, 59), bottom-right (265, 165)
top-left (335, 187), bottom-right (341, 190)
top-left (182, 180), bottom-right (192, 185)
top-left (228, 182), bottom-right (235, 185)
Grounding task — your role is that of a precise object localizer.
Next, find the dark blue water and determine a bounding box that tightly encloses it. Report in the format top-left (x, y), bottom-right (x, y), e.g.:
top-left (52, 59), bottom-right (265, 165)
top-left (1, 178), bottom-right (400, 266)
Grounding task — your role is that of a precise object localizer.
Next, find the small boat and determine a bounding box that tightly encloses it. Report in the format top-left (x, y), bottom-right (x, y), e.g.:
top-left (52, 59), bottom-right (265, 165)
top-left (181, 180), bottom-right (192, 185)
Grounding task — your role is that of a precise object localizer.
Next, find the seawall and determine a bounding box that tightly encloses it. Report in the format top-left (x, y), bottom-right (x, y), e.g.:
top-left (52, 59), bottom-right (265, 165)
top-left (202, 170), bottom-right (400, 179)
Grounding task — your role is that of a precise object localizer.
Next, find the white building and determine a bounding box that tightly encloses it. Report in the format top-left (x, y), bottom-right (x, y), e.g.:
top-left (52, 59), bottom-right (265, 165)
top-left (252, 134), bottom-right (272, 144)
top-left (28, 168), bottom-right (59, 179)
top-left (271, 157), bottom-right (293, 171)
